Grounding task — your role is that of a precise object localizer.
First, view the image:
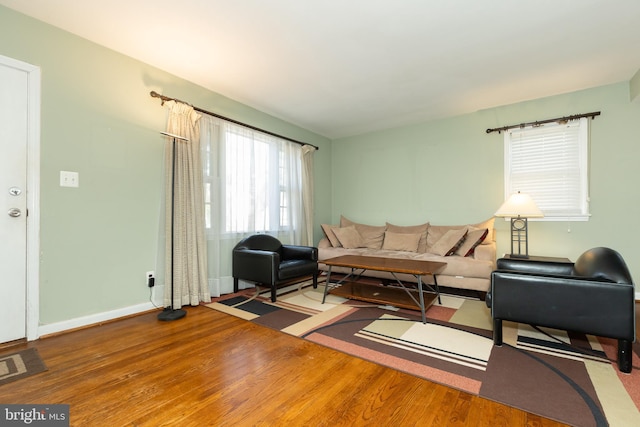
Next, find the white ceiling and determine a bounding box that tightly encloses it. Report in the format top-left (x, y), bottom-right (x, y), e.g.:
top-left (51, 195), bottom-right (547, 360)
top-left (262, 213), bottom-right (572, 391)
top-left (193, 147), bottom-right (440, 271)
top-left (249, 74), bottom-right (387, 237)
top-left (3, 0), bottom-right (640, 139)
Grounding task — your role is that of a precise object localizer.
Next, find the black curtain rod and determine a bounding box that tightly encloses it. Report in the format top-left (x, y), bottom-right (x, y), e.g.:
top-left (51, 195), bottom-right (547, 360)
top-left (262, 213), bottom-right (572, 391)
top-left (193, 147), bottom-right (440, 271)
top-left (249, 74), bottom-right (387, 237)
top-left (486, 111), bottom-right (601, 134)
top-left (150, 91), bottom-right (319, 150)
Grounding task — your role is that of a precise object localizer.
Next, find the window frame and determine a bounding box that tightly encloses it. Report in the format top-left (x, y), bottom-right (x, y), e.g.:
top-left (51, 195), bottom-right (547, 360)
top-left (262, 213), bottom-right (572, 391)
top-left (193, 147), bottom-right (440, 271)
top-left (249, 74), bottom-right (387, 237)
top-left (503, 117), bottom-right (590, 221)
top-left (201, 120), bottom-right (301, 237)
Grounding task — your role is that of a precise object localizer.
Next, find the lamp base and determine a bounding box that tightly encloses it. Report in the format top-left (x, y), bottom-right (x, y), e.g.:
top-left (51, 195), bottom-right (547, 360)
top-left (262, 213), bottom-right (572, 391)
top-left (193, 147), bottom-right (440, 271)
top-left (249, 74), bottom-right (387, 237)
top-left (157, 308), bottom-right (187, 321)
top-left (508, 253), bottom-right (529, 259)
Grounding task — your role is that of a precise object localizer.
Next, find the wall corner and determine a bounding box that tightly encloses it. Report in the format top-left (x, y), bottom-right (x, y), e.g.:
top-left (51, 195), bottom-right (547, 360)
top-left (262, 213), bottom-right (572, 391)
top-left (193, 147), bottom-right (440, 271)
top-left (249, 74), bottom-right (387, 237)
top-left (630, 68), bottom-right (640, 102)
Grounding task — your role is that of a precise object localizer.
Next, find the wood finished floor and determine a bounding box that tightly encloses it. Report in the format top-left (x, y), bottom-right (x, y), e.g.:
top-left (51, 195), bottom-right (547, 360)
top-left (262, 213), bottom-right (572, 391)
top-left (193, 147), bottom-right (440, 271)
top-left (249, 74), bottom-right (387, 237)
top-left (8, 302), bottom-right (635, 426)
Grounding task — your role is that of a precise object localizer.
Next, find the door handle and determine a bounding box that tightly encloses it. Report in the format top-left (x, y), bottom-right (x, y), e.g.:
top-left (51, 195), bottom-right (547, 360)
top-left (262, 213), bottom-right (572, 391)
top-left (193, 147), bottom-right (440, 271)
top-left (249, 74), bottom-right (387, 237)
top-left (8, 208), bottom-right (21, 218)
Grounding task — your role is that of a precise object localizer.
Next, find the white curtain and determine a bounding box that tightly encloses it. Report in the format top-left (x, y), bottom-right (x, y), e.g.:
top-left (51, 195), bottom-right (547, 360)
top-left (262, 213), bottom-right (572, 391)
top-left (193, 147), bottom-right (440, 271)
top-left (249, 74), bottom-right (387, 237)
top-left (199, 114), bottom-right (311, 296)
top-left (301, 145), bottom-right (316, 246)
top-left (163, 101), bottom-right (210, 307)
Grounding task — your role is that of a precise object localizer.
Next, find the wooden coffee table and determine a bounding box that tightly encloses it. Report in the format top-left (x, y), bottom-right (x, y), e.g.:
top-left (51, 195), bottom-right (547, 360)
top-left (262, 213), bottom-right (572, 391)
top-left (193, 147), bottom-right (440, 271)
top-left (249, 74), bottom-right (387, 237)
top-left (321, 255), bottom-right (447, 323)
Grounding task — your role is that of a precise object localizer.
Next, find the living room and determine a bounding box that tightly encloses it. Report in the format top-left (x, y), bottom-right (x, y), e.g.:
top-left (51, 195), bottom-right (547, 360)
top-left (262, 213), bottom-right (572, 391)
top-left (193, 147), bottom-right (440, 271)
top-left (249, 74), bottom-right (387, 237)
top-left (2, 2), bottom-right (639, 334)
top-left (1, 2), bottom-right (639, 424)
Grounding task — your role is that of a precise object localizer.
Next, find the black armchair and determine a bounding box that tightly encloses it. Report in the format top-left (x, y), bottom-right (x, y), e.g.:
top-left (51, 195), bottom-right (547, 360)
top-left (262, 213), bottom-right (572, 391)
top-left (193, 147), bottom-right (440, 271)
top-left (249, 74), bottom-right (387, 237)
top-left (487, 247), bottom-right (636, 373)
top-left (232, 234), bottom-right (318, 302)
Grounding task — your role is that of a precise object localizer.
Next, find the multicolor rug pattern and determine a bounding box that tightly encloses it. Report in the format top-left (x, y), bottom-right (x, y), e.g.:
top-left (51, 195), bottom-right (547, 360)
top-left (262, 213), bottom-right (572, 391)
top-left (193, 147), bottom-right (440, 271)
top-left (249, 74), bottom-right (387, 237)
top-left (0, 347), bottom-right (47, 386)
top-left (206, 279), bottom-right (640, 427)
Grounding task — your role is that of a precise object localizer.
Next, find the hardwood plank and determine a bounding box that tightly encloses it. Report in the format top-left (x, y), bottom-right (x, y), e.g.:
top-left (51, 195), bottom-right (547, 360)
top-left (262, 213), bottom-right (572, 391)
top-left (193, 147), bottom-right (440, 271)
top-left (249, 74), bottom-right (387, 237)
top-left (448, 391), bottom-right (473, 426)
top-left (0, 305), bottom-right (569, 426)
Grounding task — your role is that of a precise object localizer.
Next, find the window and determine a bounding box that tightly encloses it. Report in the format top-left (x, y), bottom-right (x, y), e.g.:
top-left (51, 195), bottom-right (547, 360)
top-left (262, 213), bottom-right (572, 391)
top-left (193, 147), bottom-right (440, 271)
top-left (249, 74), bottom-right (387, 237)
top-left (201, 115), bottom-right (303, 235)
top-left (504, 117), bottom-right (590, 220)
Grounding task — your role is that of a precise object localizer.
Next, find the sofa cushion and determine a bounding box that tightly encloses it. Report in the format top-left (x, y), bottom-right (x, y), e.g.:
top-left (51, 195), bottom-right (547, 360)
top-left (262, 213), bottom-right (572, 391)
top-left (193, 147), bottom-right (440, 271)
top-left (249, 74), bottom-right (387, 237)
top-left (332, 225), bottom-right (364, 249)
top-left (429, 228), bottom-right (468, 256)
top-left (382, 231), bottom-right (421, 252)
top-left (455, 228), bottom-right (489, 257)
top-left (340, 216), bottom-right (386, 249)
top-left (385, 222), bottom-right (429, 253)
top-left (321, 224), bottom-right (342, 247)
top-left (414, 251), bottom-right (495, 279)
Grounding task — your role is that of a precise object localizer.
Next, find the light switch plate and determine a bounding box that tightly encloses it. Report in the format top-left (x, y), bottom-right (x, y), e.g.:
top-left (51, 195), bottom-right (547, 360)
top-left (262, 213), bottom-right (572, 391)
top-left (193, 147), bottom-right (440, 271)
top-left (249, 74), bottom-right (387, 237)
top-left (60, 171), bottom-right (79, 187)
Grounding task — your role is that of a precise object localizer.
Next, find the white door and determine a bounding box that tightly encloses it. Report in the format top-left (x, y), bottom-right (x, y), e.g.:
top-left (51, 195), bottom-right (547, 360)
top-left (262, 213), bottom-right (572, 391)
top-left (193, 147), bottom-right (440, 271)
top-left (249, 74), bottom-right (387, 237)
top-left (0, 55), bottom-right (39, 343)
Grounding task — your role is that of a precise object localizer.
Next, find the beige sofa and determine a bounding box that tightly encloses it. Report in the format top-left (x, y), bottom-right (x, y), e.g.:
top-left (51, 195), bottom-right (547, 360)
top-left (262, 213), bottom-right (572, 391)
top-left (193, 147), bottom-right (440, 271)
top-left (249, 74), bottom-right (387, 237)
top-left (318, 216), bottom-right (497, 298)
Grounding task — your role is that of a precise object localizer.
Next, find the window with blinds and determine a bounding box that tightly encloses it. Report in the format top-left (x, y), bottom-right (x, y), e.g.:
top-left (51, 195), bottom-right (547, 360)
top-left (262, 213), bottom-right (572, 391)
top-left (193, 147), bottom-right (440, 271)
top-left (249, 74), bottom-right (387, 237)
top-left (503, 117), bottom-right (590, 220)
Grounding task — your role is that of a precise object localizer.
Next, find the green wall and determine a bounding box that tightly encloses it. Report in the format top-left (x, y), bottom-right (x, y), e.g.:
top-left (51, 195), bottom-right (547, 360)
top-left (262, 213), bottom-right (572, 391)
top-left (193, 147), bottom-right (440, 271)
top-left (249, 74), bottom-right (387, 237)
top-left (0, 6), bottom-right (331, 326)
top-left (332, 82), bottom-right (640, 281)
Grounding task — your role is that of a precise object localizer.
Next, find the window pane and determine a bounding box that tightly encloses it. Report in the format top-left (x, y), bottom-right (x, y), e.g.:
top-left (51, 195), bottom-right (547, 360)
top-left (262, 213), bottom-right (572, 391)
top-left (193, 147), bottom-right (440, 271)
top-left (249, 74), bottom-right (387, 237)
top-left (200, 114), bottom-right (303, 239)
top-left (505, 119), bottom-right (589, 219)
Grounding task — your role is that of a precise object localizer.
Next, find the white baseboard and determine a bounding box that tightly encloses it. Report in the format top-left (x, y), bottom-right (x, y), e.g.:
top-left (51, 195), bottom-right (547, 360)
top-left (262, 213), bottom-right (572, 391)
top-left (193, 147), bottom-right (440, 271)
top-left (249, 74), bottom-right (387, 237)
top-left (37, 302), bottom-right (157, 339)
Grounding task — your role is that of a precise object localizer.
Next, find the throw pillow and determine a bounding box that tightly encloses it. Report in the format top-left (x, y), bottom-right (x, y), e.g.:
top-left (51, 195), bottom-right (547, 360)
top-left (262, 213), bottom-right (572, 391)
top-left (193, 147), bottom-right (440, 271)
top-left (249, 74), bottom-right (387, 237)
top-left (470, 218), bottom-right (495, 245)
top-left (427, 218), bottom-right (495, 250)
top-left (385, 221), bottom-right (430, 253)
top-left (426, 225), bottom-right (455, 249)
top-left (429, 228), bottom-right (468, 256)
top-left (321, 224), bottom-right (342, 247)
top-left (455, 228), bottom-right (489, 257)
top-left (381, 231), bottom-right (422, 252)
top-left (340, 215), bottom-right (386, 249)
top-left (332, 225), bottom-right (364, 249)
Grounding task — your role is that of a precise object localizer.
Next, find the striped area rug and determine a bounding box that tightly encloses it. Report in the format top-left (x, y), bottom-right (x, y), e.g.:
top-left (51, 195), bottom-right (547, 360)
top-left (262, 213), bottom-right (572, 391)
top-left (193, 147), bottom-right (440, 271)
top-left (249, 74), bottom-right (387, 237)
top-left (206, 279), bottom-right (640, 427)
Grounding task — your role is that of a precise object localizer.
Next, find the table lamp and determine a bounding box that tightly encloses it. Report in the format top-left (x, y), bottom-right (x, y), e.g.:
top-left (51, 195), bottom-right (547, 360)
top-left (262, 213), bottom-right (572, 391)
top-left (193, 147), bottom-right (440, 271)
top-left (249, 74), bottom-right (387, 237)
top-left (494, 191), bottom-right (544, 258)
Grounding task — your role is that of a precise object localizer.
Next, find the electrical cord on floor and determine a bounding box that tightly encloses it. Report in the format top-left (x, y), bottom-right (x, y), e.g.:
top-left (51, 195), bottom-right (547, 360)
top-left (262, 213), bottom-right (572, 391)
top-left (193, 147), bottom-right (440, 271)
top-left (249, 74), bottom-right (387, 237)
top-left (227, 278), bottom-right (374, 308)
top-left (149, 287), bottom-right (162, 309)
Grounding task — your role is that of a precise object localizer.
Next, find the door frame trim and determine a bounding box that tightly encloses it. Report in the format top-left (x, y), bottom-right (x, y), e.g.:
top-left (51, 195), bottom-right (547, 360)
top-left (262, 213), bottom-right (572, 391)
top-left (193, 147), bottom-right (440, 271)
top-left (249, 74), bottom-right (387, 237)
top-left (1, 54), bottom-right (41, 341)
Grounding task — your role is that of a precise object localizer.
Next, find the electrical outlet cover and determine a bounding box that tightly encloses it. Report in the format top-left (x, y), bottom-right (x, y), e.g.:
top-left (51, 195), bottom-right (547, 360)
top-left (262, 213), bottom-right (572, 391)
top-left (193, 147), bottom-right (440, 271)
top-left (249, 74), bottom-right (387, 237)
top-left (60, 171), bottom-right (79, 187)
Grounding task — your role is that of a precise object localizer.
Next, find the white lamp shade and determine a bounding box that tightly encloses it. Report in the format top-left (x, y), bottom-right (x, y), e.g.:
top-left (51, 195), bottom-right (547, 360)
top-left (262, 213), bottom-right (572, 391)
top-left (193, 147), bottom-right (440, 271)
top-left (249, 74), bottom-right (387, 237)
top-left (495, 192), bottom-right (544, 218)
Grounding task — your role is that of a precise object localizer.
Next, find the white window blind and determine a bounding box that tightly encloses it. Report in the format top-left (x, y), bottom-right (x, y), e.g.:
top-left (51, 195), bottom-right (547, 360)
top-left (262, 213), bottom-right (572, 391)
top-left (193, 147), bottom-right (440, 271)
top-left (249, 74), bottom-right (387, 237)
top-left (504, 117), bottom-right (590, 220)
